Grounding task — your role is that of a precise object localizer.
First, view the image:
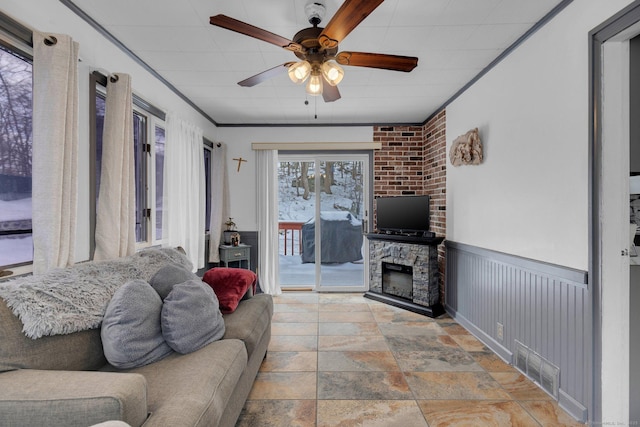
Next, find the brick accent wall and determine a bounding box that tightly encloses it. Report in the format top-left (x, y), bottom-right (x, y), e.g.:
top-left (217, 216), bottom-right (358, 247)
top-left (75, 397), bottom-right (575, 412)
top-left (373, 110), bottom-right (447, 303)
top-left (373, 125), bottom-right (424, 196)
top-left (423, 111), bottom-right (447, 304)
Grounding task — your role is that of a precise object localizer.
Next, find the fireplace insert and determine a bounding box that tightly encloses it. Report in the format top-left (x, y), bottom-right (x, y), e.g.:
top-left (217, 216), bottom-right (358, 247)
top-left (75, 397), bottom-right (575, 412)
top-left (382, 262), bottom-right (413, 301)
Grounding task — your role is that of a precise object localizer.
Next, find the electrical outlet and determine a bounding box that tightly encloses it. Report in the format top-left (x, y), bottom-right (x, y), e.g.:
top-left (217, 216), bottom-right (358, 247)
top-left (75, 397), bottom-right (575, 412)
top-left (497, 322), bottom-right (504, 341)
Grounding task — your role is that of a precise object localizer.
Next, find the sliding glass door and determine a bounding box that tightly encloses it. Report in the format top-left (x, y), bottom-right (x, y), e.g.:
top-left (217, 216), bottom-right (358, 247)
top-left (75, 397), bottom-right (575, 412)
top-left (278, 154), bottom-right (369, 292)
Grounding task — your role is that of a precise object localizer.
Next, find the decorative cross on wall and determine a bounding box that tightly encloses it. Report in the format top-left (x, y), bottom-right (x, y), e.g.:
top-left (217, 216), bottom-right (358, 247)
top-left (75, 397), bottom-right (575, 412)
top-left (232, 157), bottom-right (247, 172)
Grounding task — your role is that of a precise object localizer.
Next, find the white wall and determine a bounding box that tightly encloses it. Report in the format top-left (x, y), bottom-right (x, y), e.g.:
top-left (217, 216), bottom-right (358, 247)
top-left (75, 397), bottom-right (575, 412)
top-left (216, 126), bottom-right (373, 230)
top-left (446, 0), bottom-right (633, 271)
top-left (2, 0), bottom-right (220, 262)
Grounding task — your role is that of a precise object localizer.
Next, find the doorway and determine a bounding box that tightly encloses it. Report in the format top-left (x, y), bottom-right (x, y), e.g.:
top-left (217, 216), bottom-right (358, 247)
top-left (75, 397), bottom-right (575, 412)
top-left (277, 153), bottom-right (369, 292)
top-left (591, 5), bottom-right (640, 423)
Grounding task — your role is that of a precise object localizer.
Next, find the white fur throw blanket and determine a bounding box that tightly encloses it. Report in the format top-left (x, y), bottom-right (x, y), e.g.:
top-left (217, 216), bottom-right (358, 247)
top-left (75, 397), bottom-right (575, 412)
top-left (0, 248), bottom-right (192, 339)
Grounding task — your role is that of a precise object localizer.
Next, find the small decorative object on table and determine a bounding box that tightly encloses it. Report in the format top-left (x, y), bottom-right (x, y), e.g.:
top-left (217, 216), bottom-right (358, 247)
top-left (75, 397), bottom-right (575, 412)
top-left (223, 217), bottom-right (237, 245)
top-left (231, 232), bottom-right (241, 246)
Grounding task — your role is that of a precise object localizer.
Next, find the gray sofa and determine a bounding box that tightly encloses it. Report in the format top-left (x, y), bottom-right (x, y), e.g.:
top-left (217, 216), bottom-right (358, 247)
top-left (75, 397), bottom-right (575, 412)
top-left (0, 248), bottom-right (273, 427)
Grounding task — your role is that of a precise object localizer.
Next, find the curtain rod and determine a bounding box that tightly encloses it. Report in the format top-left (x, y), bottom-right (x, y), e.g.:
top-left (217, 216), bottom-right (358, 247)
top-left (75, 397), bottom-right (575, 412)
top-left (92, 71), bottom-right (164, 120)
top-left (204, 137), bottom-right (222, 148)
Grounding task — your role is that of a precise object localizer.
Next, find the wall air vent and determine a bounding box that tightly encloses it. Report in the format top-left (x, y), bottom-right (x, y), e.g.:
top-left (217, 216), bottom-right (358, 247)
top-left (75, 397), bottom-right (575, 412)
top-left (514, 340), bottom-right (560, 399)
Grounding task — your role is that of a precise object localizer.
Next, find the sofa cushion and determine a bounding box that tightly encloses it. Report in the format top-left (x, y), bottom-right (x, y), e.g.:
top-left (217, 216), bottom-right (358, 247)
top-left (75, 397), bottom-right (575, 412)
top-left (103, 338), bottom-right (248, 427)
top-left (0, 298), bottom-right (106, 373)
top-left (202, 268), bottom-right (257, 314)
top-left (222, 294), bottom-right (273, 359)
top-left (149, 263), bottom-right (198, 300)
top-left (132, 247), bottom-right (194, 280)
top-left (101, 280), bottom-right (173, 369)
top-left (161, 279), bottom-right (225, 354)
top-left (0, 369), bottom-right (148, 427)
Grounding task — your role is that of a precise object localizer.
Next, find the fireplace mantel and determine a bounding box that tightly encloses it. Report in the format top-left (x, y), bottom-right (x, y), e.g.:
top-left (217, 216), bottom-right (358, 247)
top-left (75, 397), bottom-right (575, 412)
top-left (364, 234), bottom-right (444, 317)
top-left (365, 232), bottom-right (444, 246)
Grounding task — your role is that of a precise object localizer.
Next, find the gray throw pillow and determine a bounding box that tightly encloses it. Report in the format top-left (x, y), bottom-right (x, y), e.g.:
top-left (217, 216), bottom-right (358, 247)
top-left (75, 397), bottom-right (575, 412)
top-left (101, 279), bottom-right (173, 369)
top-left (161, 279), bottom-right (226, 354)
top-left (149, 263), bottom-right (199, 300)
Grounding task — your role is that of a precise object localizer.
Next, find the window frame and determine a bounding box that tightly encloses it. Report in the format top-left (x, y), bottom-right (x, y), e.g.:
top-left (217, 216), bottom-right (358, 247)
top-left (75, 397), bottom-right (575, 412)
top-left (138, 110), bottom-right (166, 249)
top-left (203, 140), bottom-right (213, 233)
top-left (89, 71), bottom-right (166, 257)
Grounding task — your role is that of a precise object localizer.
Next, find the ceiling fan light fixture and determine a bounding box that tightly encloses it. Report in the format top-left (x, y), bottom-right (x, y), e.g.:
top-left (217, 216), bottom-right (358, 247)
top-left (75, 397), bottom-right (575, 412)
top-left (322, 61), bottom-right (344, 86)
top-left (306, 72), bottom-right (323, 96)
top-left (288, 60), bottom-right (312, 84)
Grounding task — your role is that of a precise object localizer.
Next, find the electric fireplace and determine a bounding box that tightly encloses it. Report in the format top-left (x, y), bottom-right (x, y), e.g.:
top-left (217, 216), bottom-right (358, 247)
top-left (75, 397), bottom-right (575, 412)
top-left (364, 234), bottom-right (444, 317)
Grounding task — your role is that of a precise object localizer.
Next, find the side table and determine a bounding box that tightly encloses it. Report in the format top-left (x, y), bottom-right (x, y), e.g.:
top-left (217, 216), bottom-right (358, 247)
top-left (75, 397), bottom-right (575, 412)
top-left (219, 244), bottom-right (251, 269)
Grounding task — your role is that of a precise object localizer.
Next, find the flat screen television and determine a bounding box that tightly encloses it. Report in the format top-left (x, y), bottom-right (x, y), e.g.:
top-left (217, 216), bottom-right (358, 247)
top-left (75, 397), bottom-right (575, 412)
top-left (375, 195), bottom-right (430, 234)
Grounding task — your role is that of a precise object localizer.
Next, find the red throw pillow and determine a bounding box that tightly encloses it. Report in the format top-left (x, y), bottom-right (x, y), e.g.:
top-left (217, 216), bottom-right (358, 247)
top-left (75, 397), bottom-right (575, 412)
top-left (202, 268), bottom-right (257, 314)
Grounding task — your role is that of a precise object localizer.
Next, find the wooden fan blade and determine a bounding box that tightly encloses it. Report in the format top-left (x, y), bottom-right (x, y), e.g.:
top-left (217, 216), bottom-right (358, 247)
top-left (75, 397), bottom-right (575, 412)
top-left (336, 51), bottom-right (418, 72)
top-left (318, 0), bottom-right (384, 49)
top-left (238, 63), bottom-right (295, 87)
top-left (322, 77), bottom-right (341, 102)
top-left (210, 15), bottom-right (303, 52)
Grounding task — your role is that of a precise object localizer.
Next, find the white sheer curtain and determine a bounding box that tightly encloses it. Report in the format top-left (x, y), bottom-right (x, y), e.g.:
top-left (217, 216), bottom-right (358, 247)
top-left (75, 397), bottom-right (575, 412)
top-left (256, 149), bottom-right (281, 295)
top-left (163, 113), bottom-right (205, 271)
top-left (208, 143), bottom-right (229, 263)
top-left (32, 32), bottom-right (79, 274)
top-left (94, 73), bottom-right (136, 261)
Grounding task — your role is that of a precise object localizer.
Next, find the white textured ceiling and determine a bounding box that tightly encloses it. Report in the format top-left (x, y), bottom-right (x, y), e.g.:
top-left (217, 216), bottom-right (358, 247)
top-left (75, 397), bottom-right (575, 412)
top-left (71, 0), bottom-right (565, 125)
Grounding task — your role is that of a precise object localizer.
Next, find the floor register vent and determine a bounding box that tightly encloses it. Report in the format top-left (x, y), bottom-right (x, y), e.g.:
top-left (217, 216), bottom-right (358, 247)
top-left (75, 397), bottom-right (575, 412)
top-left (514, 340), bottom-right (560, 399)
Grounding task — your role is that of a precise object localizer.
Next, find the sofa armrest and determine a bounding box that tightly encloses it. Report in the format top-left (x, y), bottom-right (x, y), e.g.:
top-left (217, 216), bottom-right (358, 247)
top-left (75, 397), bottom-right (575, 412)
top-left (0, 369), bottom-right (148, 427)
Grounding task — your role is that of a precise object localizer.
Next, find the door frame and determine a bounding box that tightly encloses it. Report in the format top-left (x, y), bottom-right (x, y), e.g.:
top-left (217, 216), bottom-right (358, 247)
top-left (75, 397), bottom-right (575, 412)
top-left (590, 2), bottom-right (640, 422)
top-left (278, 151), bottom-right (373, 292)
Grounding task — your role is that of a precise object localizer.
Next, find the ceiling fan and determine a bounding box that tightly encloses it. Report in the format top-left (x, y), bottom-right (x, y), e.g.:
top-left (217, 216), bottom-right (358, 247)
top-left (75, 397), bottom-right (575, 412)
top-left (209, 0), bottom-right (418, 102)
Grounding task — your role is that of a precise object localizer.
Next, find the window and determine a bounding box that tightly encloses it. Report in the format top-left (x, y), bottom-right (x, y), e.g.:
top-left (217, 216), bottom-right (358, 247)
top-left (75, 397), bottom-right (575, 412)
top-left (133, 110), bottom-right (148, 242)
top-left (138, 111), bottom-right (165, 247)
top-left (203, 145), bottom-right (212, 232)
top-left (155, 126), bottom-right (165, 240)
top-left (94, 91), bottom-right (105, 196)
top-left (0, 44), bottom-right (33, 270)
top-left (90, 73), bottom-right (213, 255)
top-left (91, 73), bottom-right (166, 254)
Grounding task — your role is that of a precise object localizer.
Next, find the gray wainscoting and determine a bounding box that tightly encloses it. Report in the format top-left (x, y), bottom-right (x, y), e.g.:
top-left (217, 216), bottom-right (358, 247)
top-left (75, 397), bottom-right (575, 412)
top-left (445, 241), bottom-right (589, 422)
top-left (237, 231), bottom-right (258, 273)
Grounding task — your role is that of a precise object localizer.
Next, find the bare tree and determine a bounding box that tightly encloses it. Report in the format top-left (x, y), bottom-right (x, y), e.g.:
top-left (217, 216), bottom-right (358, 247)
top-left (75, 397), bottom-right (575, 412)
top-left (0, 49), bottom-right (32, 180)
top-left (322, 161), bottom-right (334, 194)
top-left (301, 162), bottom-right (311, 200)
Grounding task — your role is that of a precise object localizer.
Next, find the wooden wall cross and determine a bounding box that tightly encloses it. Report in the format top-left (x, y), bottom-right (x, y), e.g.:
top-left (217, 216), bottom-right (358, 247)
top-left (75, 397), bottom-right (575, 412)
top-left (232, 157), bottom-right (247, 172)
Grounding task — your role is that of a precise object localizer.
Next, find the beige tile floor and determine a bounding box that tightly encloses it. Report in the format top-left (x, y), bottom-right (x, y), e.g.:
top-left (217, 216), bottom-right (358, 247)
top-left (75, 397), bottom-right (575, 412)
top-left (236, 292), bottom-right (585, 427)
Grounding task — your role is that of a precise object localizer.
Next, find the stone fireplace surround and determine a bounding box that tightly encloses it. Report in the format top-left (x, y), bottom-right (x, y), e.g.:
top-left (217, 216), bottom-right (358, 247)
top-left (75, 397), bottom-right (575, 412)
top-left (365, 234), bottom-right (444, 317)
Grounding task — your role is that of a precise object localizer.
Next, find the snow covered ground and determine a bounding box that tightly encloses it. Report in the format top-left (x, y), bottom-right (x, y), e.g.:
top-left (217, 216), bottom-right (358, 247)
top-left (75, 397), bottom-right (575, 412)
top-left (0, 235), bottom-right (32, 266)
top-left (0, 197), bottom-right (31, 222)
top-left (0, 197), bottom-right (32, 266)
top-left (278, 253), bottom-right (363, 287)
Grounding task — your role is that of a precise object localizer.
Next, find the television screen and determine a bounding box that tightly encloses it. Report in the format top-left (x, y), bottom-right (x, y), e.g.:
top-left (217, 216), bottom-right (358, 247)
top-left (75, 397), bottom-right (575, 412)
top-left (375, 195), bottom-right (430, 234)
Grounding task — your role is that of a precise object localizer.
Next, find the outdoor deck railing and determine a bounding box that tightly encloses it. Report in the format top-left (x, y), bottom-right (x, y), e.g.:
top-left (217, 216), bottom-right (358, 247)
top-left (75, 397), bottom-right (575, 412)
top-left (278, 221), bottom-right (304, 255)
